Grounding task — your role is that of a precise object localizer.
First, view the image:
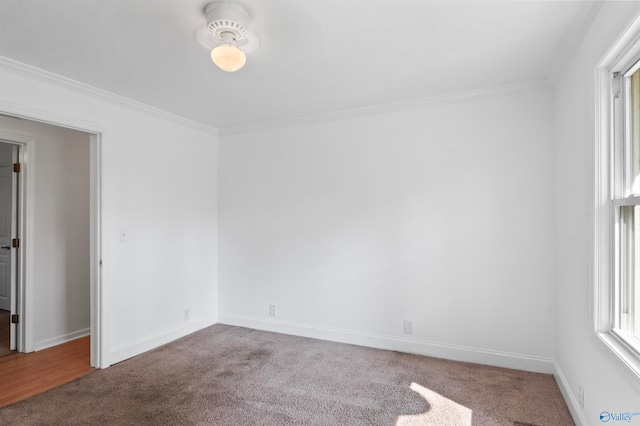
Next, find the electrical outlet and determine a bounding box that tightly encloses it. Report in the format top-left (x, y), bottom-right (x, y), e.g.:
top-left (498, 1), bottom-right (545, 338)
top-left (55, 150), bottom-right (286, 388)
top-left (183, 309), bottom-right (190, 321)
top-left (404, 320), bottom-right (413, 335)
top-left (578, 385), bottom-right (584, 408)
top-left (269, 304), bottom-right (277, 316)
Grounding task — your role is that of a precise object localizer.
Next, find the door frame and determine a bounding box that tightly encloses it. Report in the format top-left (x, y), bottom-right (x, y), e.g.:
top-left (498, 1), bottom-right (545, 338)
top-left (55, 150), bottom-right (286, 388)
top-left (0, 107), bottom-right (104, 368)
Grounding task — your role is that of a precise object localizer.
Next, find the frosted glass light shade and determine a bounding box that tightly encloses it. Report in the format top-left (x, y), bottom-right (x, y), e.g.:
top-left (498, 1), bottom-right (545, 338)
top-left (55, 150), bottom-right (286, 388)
top-left (211, 44), bottom-right (247, 72)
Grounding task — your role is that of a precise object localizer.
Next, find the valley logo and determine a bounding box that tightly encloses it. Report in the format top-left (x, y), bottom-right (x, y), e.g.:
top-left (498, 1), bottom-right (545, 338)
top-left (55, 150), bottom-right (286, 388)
top-left (600, 411), bottom-right (640, 422)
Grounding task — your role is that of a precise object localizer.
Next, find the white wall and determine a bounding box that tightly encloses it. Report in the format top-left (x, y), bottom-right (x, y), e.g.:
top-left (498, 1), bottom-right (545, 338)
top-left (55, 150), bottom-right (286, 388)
top-left (0, 59), bottom-right (219, 367)
top-left (219, 86), bottom-right (557, 372)
top-left (0, 116), bottom-right (90, 349)
top-left (555, 2), bottom-right (640, 425)
top-left (0, 142), bottom-right (11, 158)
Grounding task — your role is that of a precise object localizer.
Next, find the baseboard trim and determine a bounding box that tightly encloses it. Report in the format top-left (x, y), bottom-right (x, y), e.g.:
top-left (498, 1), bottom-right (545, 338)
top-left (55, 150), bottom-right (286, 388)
top-left (108, 317), bottom-right (217, 367)
top-left (554, 362), bottom-right (588, 426)
top-left (34, 328), bottom-right (90, 351)
top-left (218, 314), bottom-right (555, 374)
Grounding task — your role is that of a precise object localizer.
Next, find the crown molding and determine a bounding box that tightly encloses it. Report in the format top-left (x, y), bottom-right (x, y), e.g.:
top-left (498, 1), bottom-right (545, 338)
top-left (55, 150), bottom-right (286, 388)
top-left (219, 79), bottom-right (552, 136)
top-left (0, 56), bottom-right (219, 136)
top-left (0, 55), bottom-right (551, 139)
top-left (548, 0), bottom-right (604, 83)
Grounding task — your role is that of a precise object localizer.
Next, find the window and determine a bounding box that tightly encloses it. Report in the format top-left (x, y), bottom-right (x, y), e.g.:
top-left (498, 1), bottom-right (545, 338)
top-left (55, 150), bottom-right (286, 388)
top-left (612, 64), bottom-right (640, 357)
top-left (596, 22), bottom-right (640, 380)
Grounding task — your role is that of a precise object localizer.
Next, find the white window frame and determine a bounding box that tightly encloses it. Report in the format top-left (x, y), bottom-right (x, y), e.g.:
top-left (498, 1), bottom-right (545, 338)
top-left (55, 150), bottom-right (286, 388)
top-left (595, 17), bottom-right (640, 381)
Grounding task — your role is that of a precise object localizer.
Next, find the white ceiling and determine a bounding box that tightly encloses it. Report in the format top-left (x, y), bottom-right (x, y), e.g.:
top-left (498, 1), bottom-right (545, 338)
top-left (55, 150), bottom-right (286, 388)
top-left (0, 0), bottom-right (589, 130)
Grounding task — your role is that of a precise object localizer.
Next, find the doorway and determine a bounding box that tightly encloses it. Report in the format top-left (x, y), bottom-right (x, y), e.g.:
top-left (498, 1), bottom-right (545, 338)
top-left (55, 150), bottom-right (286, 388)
top-left (0, 114), bottom-right (101, 368)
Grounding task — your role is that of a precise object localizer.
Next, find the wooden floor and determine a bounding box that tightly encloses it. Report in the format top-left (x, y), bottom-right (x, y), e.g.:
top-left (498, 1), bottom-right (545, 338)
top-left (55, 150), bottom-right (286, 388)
top-left (0, 310), bottom-right (12, 357)
top-left (0, 336), bottom-right (93, 407)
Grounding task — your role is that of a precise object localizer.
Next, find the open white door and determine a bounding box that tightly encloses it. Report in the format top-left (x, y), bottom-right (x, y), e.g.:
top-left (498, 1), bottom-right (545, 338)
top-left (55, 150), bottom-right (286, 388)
top-left (0, 143), bottom-right (17, 350)
top-left (9, 144), bottom-right (18, 350)
top-left (0, 144), bottom-right (13, 312)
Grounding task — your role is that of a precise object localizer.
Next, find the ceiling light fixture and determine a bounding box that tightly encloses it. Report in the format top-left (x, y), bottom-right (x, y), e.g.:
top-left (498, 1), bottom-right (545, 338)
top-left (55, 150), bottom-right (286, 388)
top-left (195, 1), bottom-right (260, 73)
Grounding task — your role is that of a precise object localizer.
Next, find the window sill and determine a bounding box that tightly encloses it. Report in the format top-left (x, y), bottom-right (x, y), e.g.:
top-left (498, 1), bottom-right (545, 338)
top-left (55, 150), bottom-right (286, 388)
top-left (596, 331), bottom-right (640, 385)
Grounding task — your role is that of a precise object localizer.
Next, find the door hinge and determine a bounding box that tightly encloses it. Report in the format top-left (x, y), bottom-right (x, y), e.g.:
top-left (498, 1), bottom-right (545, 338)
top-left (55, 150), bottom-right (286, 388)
top-left (11, 314), bottom-right (18, 324)
top-left (12, 238), bottom-right (19, 248)
top-left (612, 72), bottom-right (622, 99)
top-left (13, 163), bottom-right (20, 173)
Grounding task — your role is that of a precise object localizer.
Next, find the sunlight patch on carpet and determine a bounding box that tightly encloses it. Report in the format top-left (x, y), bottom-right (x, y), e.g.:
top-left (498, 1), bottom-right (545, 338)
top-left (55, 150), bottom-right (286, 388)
top-left (396, 382), bottom-right (472, 426)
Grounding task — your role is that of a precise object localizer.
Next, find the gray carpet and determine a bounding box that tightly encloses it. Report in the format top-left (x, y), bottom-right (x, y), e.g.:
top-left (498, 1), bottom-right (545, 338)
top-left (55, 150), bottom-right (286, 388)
top-left (0, 310), bottom-right (12, 358)
top-left (0, 325), bottom-right (573, 425)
